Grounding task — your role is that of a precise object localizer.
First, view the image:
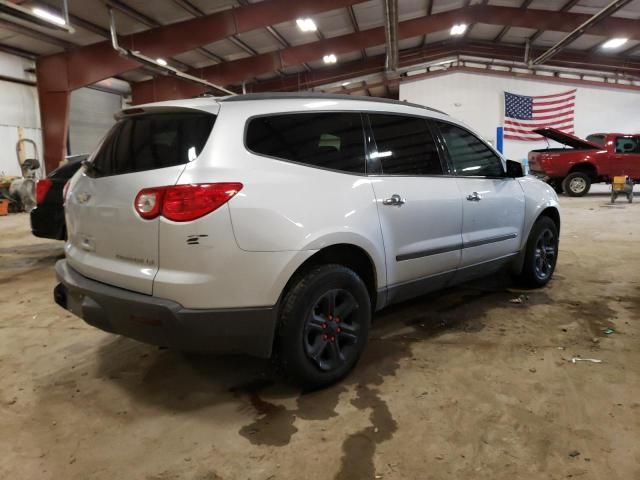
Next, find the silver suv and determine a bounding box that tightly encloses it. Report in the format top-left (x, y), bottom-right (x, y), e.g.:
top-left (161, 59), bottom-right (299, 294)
top-left (55, 93), bottom-right (560, 388)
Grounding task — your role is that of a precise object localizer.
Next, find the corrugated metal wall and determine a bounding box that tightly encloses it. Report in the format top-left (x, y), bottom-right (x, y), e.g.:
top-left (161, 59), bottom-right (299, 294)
top-left (0, 51), bottom-right (125, 177)
top-left (69, 88), bottom-right (123, 157)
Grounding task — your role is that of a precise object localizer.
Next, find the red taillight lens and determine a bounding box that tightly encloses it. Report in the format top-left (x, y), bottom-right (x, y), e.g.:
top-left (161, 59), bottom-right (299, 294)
top-left (134, 183), bottom-right (242, 222)
top-left (36, 179), bottom-right (53, 205)
top-left (134, 187), bottom-right (165, 219)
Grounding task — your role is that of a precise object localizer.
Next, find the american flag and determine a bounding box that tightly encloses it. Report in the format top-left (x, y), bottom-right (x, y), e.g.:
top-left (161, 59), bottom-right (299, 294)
top-left (503, 89), bottom-right (576, 141)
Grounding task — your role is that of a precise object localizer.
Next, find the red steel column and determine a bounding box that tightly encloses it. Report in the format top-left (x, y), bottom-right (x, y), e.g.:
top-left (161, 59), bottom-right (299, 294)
top-left (36, 55), bottom-right (71, 174)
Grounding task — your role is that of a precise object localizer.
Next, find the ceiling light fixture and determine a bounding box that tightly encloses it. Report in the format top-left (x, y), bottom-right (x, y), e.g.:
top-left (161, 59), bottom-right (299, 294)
top-left (323, 54), bottom-right (337, 64)
top-left (156, 58), bottom-right (168, 66)
top-left (32, 7), bottom-right (66, 26)
top-left (296, 17), bottom-right (317, 32)
top-left (601, 37), bottom-right (628, 49)
top-left (341, 81), bottom-right (351, 86)
top-left (450, 23), bottom-right (467, 36)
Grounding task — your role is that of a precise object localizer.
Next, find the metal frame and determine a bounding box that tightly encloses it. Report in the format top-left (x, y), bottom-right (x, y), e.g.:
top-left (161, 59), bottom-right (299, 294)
top-left (108, 9), bottom-right (235, 96)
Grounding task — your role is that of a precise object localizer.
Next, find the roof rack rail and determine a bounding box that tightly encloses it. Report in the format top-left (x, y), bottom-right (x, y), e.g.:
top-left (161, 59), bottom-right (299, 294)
top-left (218, 92), bottom-right (448, 116)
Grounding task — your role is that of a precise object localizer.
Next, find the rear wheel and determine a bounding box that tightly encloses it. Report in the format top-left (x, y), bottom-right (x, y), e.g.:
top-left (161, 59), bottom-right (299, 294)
top-left (562, 172), bottom-right (591, 197)
top-left (276, 264), bottom-right (370, 389)
top-left (518, 216), bottom-right (559, 288)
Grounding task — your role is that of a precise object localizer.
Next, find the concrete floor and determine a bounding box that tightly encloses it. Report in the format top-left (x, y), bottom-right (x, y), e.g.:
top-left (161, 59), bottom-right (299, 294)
top-left (1, 189), bottom-right (639, 480)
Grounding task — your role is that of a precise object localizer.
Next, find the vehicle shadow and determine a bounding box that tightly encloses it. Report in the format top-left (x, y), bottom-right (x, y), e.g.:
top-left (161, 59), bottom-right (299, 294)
top-left (89, 269), bottom-right (543, 413)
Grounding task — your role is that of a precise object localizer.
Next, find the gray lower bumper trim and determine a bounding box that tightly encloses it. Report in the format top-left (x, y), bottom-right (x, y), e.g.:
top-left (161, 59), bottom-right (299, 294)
top-left (54, 260), bottom-right (277, 358)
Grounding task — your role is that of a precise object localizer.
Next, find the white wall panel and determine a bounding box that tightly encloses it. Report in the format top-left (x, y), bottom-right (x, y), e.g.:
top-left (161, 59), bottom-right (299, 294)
top-left (400, 71), bottom-right (640, 161)
top-left (69, 88), bottom-right (122, 156)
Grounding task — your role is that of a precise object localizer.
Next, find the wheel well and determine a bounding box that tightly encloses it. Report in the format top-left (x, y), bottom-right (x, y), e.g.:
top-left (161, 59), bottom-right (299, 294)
top-left (569, 163), bottom-right (597, 180)
top-left (281, 244), bottom-right (378, 309)
top-left (538, 207), bottom-right (560, 234)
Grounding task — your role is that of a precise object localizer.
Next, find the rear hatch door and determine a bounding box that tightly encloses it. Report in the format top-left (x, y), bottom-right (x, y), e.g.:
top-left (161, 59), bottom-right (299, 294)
top-left (65, 107), bottom-right (217, 295)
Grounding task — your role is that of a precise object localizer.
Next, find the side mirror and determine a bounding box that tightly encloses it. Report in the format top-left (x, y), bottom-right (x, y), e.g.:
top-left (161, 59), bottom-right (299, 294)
top-left (506, 159), bottom-right (524, 178)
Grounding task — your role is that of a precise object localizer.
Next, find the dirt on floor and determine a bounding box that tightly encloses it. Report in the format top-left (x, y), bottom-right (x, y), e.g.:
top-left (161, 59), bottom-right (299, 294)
top-left (1, 189), bottom-right (639, 480)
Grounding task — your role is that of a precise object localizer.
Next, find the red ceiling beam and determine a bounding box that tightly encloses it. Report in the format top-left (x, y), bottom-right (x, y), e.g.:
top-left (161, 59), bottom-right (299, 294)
top-left (39, 0), bottom-right (364, 90)
top-left (131, 5), bottom-right (640, 104)
top-left (36, 0), bottom-right (363, 172)
top-left (341, 65), bottom-right (640, 94)
top-left (246, 41), bottom-right (640, 93)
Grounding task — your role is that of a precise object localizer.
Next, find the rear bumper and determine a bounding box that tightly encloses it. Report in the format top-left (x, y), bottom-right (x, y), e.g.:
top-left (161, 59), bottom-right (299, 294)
top-left (54, 260), bottom-right (277, 358)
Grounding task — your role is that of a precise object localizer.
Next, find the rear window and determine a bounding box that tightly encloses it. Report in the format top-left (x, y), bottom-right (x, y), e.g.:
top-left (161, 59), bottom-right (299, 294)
top-left (89, 112), bottom-right (215, 177)
top-left (586, 134), bottom-right (605, 147)
top-left (245, 112), bottom-right (366, 174)
top-left (614, 136), bottom-right (640, 154)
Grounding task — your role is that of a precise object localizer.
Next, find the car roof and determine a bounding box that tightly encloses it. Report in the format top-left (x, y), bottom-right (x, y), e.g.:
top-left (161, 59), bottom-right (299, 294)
top-left (128, 93), bottom-right (448, 120)
top-left (218, 92), bottom-right (448, 116)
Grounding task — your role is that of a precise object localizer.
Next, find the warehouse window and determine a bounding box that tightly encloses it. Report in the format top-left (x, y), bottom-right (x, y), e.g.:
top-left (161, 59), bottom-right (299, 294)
top-left (368, 113), bottom-right (443, 175)
top-left (89, 112), bottom-right (216, 177)
top-left (246, 113), bottom-right (366, 174)
top-left (437, 122), bottom-right (504, 177)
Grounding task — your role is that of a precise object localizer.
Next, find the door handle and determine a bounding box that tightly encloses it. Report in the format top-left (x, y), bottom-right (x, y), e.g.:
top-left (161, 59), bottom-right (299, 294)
top-left (383, 194), bottom-right (406, 206)
top-left (466, 192), bottom-right (482, 202)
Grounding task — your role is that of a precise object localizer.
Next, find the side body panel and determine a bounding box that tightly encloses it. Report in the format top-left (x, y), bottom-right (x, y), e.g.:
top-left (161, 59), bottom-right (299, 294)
top-left (516, 176), bottom-right (560, 250)
top-left (454, 177), bottom-right (525, 267)
top-left (217, 102), bottom-right (388, 294)
top-left (527, 149), bottom-right (607, 179)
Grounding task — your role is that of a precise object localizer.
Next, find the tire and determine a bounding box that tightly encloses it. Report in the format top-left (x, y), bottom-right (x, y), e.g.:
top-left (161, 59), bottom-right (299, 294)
top-left (550, 180), bottom-right (564, 195)
top-left (275, 264), bottom-right (371, 390)
top-left (518, 216), bottom-right (559, 288)
top-left (562, 172), bottom-right (591, 197)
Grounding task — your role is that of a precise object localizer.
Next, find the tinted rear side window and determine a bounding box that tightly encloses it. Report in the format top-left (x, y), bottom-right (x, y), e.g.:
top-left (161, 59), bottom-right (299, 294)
top-left (91, 112), bottom-right (215, 177)
top-left (368, 113), bottom-right (443, 175)
top-left (246, 113), bottom-right (366, 174)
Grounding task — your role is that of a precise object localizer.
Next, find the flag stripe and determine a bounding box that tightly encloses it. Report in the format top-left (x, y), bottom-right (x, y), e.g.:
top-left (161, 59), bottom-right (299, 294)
top-left (504, 88), bottom-right (576, 141)
top-left (505, 121), bottom-right (574, 131)
top-left (532, 103), bottom-right (575, 114)
top-left (505, 112), bottom-right (574, 125)
top-left (505, 123), bottom-right (573, 135)
top-left (532, 95), bottom-right (576, 107)
top-left (530, 89), bottom-right (576, 99)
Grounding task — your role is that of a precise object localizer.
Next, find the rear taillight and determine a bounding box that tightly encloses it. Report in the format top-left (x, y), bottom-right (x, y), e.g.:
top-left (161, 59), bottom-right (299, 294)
top-left (36, 179), bottom-right (53, 205)
top-left (135, 187), bottom-right (165, 220)
top-left (134, 183), bottom-right (243, 222)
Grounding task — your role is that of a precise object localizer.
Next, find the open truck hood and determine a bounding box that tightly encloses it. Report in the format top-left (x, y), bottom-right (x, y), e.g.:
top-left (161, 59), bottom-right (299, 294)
top-left (533, 128), bottom-right (602, 150)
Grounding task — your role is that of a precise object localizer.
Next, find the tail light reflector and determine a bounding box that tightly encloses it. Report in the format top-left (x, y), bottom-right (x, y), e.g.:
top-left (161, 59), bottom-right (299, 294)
top-left (135, 188), bottom-right (165, 220)
top-left (134, 183), bottom-right (243, 222)
top-left (36, 179), bottom-right (53, 205)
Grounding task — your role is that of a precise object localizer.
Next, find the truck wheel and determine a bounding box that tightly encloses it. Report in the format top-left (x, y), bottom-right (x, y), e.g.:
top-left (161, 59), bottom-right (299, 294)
top-left (276, 264), bottom-right (371, 389)
top-left (518, 216), bottom-right (559, 288)
top-left (562, 172), bottom-right (591, 197)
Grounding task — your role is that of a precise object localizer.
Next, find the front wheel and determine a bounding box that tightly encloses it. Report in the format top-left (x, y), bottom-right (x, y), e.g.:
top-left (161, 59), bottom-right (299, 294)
top-left (562, 172), bottom-right (591, 197)
top-left (517, 216), bottom-right (559, 288)
top-left (276, 264), bottom-right (371, 389)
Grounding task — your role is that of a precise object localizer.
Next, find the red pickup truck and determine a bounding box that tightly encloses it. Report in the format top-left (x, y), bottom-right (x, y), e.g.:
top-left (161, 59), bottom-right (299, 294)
top-left (528, 128), bottom-right (640, 196)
